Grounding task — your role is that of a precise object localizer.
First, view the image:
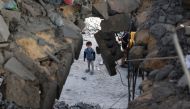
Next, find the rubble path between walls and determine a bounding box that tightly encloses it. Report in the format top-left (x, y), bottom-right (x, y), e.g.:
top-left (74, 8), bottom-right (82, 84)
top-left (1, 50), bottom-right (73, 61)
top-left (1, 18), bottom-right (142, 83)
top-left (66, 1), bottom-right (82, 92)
top-left (56, 37), bottom-right (141, 109)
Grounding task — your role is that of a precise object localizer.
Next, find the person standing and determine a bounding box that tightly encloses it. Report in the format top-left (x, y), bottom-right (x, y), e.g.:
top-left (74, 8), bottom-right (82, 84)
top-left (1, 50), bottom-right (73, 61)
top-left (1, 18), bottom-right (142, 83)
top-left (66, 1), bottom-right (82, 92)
top-left (84, 41), bottom-right (96, 75)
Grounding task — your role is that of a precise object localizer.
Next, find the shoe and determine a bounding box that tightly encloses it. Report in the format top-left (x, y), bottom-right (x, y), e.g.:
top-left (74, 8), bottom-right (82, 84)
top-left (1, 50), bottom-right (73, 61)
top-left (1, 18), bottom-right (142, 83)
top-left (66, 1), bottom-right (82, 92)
top-left (85, 69), bottom-right (90, 73)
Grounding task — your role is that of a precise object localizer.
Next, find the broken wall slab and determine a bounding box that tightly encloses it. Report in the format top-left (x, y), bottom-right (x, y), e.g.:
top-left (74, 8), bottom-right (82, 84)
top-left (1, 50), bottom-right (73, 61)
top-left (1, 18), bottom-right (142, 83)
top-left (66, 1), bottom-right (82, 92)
top-left (95, 31), bottom-right (123, 76)
top-left (100, 14), bottom-right (131, 32)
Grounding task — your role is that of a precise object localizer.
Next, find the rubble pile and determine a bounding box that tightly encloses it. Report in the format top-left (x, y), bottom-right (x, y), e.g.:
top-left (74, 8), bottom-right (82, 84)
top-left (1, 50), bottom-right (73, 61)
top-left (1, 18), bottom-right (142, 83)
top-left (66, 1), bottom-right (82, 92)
top-left (0, 0), bottom-right (94, 108)
top-left (128, 0), bottom-right (190, 109)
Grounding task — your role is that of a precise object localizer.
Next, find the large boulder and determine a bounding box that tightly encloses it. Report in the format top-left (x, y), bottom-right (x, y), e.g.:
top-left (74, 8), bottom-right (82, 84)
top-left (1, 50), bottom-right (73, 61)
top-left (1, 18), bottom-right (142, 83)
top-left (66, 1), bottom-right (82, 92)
top-left (107, 0), bottom-right (140, 14)
top-left (100, 14), bottom-right (131, 32)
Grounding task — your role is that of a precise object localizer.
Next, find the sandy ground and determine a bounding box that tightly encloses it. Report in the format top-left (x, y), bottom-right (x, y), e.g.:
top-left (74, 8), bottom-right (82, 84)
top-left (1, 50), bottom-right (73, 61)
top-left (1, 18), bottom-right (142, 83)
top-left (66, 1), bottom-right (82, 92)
top-left (59, 36), bottom-right (141, 109)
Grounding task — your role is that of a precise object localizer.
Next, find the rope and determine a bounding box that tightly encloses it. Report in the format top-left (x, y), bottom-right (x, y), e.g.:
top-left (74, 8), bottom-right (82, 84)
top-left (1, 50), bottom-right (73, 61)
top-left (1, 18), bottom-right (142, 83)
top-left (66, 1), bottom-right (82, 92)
top-left (125, 56), bottom-right (178, 62)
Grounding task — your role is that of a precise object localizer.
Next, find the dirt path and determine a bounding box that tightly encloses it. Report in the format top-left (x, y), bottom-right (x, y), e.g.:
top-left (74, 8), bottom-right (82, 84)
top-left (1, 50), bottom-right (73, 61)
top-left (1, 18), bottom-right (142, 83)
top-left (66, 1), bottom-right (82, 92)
top-left (59, 37), bottom-right (141, 109)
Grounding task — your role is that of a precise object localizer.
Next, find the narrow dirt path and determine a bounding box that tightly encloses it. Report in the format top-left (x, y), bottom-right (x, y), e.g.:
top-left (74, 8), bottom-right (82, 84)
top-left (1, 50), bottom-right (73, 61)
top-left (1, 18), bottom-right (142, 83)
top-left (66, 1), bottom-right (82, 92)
top-left (59, 37), bottom-right (141, 108)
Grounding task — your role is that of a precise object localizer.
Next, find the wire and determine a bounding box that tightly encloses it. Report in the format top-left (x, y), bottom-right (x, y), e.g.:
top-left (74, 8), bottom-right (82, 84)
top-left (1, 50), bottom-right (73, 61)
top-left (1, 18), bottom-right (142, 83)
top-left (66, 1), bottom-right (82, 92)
top-left (109, 93), bottom-right (128, 108)
top-left (125, 56), bottom-right (178, 62)
top-left (116, 68), bottom-right (128, 87)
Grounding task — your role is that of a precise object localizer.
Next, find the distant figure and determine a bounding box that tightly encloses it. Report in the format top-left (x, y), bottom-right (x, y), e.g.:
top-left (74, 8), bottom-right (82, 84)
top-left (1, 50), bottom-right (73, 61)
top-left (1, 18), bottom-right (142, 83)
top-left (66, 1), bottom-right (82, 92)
top-left (84, 41), bottom-right (96, 75)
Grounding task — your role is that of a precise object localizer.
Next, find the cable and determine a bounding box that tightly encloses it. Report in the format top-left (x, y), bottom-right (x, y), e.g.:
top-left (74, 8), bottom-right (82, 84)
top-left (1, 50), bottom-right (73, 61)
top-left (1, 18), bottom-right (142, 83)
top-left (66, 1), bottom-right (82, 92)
top-left (116, 67), bottom-right (128, 87)
top-left (109, 93), bottom-right (128, 108)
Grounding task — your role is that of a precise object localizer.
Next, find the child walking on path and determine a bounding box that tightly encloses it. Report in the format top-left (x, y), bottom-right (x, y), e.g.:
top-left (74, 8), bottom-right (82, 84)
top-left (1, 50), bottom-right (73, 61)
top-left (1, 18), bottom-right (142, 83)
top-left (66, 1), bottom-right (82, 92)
top-left (84, 41), bottom-right (96, 75)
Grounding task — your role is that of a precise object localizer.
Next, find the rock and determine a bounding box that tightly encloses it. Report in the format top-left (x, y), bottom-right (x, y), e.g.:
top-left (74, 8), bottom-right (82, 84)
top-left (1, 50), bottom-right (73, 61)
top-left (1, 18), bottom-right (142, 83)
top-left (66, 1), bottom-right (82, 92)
top-left (75, 19), bottom-right (85, 30)
top-left (93, 2), bottom-right (109, 19)
top-left (5, 73), bottom-right (40, 108)
top-left (148, 69), bottom-right (159, 80)
top-left (129, 46), bottom-right (145, 67)
top-left (107, 0), bottom-right (140, 14)
top-left (49, 12), bottom-right (64, 27)
top-left (155, 65), bottom-right (174, 81)
top-left (0, 15), bottom-right (10, 42)
top-left (185, 26), bottom-right (190, 35)
top-left (159, 16), bottom-right (166, 23)
top-left (147, 35), bottom-right (158, 53)
top-left (161, 33), bottom-right (173, 46)
top-left (0, 52), bottom-right (5, 66)
top-left (81, 5), bottom-right (92, 16)
top-left (135, 29), bottom-right (150, 45)
top-left (177, 75), bottom-right (188, 88)
top-left (150, 24), bottom-right (166, 39)
top-left (41, 81), bottom-right (58, 109)
top-left (1, 9), bottom-right (21, 22)
top-left (22, 2), bottom-right (41, 17)
top-left (100, 14), bottom-right (131, 32)
top-left (172, 100), bottom-right (190, 109)
top-left (136, 11), bottom-right (150, 26)
top-left (152, 82), bottom-right (175, 102)
top-left (141, 50), bottom-right (168, 71)
top-left (58, 5), bottom-right (76, 22)
top-left (4, 57), bottom-right (36, 81)
top-left (38, 38), bottom-right (46, 46)
top-left (3, 50), bottom-right (13, 61)
top-left (81, 77), bottom-right (87, 80)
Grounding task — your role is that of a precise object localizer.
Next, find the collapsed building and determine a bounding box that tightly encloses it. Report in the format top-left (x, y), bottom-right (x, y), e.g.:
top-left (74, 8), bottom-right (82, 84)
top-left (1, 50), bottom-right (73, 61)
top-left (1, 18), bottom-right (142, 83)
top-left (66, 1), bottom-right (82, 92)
top-left (0, 0), bottom-right (190, 109)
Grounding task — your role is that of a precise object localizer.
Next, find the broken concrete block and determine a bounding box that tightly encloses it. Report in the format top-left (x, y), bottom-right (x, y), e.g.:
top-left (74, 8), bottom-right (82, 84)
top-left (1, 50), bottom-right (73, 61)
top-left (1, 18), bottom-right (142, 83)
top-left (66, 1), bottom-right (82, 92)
top-left (4, 57), bottom-right (36, 81)
top-left (1, 9), bottom-right (21, 22)
top-left (100, 14), bottom-right (131, 32)
top-left (0, 15), bottom-right (10, 42)
top-left (93, 2), bottom-right (109, 19)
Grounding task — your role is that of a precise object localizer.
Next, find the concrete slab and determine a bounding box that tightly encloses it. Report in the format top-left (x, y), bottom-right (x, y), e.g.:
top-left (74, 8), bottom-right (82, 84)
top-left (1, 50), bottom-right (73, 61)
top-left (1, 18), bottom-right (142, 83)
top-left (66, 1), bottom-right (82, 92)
top-left (4, 57), bottom-right (36, 81)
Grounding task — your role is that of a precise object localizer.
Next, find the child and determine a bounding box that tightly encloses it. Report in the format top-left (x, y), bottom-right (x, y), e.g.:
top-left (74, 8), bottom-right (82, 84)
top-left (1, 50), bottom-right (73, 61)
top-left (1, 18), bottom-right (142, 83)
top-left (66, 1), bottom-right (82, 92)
top-left (84, 41), bottom-right (96, 75)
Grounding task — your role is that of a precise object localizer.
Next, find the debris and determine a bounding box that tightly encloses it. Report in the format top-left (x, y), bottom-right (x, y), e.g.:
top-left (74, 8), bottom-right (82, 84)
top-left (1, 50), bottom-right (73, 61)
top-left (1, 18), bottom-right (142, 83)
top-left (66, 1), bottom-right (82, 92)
top-left (81, 77), bottom-right (87, 80)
